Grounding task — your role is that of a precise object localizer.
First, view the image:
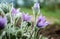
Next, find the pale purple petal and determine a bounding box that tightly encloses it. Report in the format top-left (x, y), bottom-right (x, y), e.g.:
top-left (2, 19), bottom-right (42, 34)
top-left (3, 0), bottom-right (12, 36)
top-left (44, 22), bottom-right (48, 26)
top-left (11, 7), bottom-right (17, 14)
top-left (34, 2), bottom-right (39, 9)
top-left (22, 13), bottom-right (31, 22)
top-left (11, 7), bottom-right (19, 16)
top-left (22, 13), bottom-right (25, 21)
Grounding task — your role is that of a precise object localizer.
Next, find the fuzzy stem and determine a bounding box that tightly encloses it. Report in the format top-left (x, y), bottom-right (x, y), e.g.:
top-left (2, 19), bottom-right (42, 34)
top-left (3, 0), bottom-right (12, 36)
top-left (36, 28), bottom-right (40, 39)
top-left (20, 20), bottom-right (23, 30)
top-left (29, 7), bottom-right (37, 39)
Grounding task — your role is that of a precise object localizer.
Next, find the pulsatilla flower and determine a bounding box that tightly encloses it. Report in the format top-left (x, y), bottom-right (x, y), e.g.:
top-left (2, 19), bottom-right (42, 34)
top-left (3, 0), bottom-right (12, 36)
top-left (0, 16), bottom-right (7, 30)
top-left (33, 2), bottom-right (40, 10)
top-left (22, 13), bottom-right (31, 22)
top-left (36, 15), bottom-right (48, 28)
top-left (11, 7), bottom-right (17, 15)
top-left (32, 2), bottom-right (40, 15)
top-left (11, 7), bottom-right (20, 16)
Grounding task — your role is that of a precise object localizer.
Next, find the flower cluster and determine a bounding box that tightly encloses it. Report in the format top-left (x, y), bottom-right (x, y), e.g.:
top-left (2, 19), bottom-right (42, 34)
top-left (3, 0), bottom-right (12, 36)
top-left (0, 2), bottom-right (49, 39)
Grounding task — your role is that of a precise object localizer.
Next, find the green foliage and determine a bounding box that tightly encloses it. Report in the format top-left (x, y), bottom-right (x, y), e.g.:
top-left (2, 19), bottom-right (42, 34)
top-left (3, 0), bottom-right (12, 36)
top-left (0, 3), bottom-right (12, 14)
top-left (17, 31), bottom-right (22, 38)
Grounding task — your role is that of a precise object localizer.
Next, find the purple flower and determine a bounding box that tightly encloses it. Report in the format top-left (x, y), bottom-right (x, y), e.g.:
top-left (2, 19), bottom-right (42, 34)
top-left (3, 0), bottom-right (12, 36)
top-left (0, 16), bottom-right (7, 29)
top-left (36, 15), bottom-right (48, 28)
top-left (11, 7), bottom-right (20, 16)
top-left (22, 13), bottom-right (31, 22)
top-left (11, 7), bottom-right (17, 15)
top-left (33, 2), bottom-right (39, 9)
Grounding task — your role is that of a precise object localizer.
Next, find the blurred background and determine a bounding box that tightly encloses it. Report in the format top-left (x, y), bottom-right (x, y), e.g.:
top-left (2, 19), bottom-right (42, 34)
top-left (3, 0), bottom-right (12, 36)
top-left (1, 0), bottom-right (60, 23)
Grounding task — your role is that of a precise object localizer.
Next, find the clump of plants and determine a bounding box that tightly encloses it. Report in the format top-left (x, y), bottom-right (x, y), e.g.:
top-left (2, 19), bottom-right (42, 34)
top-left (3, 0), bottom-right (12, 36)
top-left (0, 1), bottom-right (58, 39)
